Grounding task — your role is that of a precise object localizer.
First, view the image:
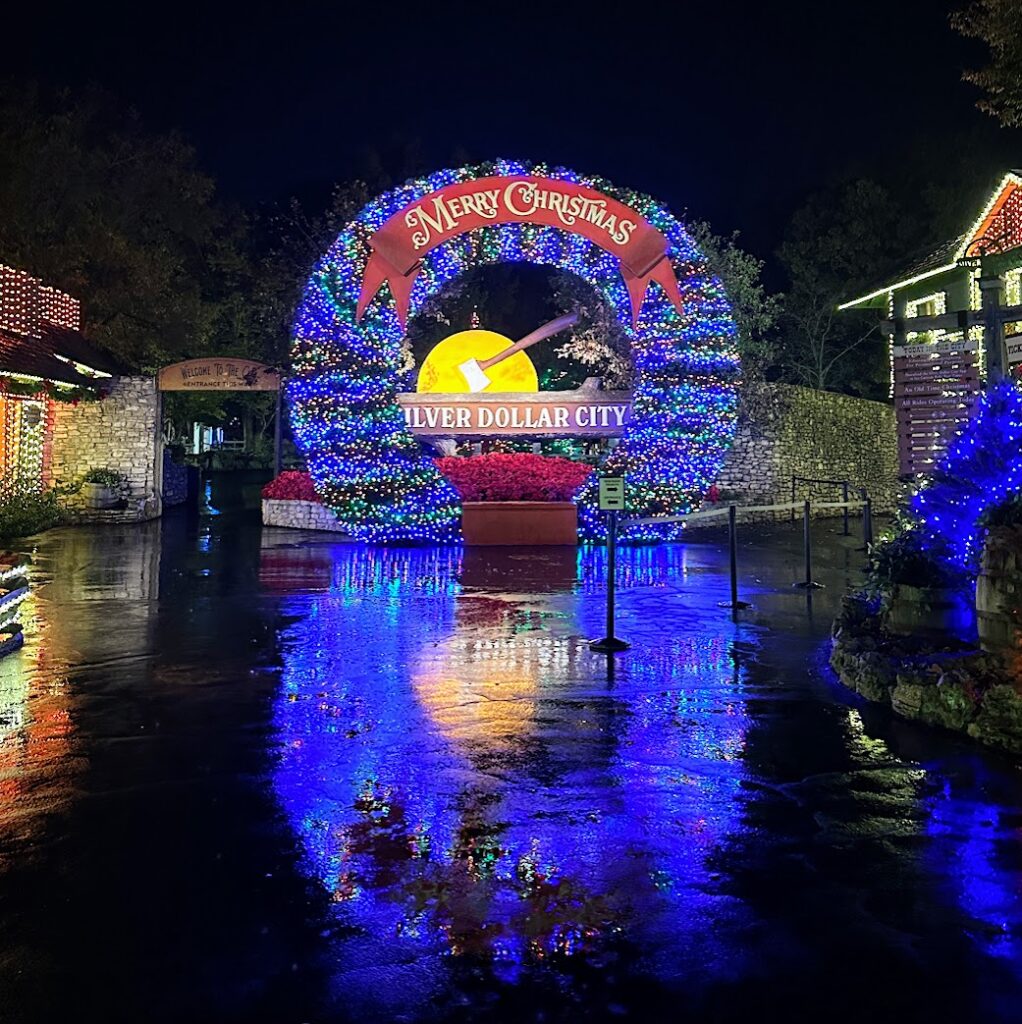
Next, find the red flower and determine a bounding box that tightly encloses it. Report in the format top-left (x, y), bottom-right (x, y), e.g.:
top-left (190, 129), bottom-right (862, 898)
top-left (435, 453), bottom-right (591, 502)
top-left (262, 471), bottom-right (321, 502)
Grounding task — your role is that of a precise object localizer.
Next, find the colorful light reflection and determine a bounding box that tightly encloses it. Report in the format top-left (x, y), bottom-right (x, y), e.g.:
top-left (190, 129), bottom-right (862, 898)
top-left (270, 544), bottom-right (753, 1014)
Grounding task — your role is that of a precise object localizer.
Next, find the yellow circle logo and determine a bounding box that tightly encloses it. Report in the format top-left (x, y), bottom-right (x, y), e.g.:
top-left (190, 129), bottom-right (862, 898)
top-left (416, 330), bottom-right (539, 394)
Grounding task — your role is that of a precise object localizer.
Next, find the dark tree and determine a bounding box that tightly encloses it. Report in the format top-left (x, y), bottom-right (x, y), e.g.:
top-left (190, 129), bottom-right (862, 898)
top-left (0, 83), bottom-right (246, 369)
top-left (951, 0), bottom-right (1022, 128)
top-left (777, 180), bottom-right (917, 398)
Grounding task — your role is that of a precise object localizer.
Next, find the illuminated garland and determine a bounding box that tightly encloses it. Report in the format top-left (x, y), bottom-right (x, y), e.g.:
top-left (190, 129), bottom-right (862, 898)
top-left (2, 398), bottom-right (45, 494)
top-left (289, 160), bottom-right (740, 543)
top-left (910, 380), bottom-right (1022, 574)
top-left (0, 377), bottom-right (106, 404)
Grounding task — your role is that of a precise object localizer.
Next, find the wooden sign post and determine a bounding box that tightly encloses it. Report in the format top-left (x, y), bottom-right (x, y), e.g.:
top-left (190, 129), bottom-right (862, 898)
top-left (157, 358), bottom-right (284, 474)
top-left (892, 340), bottom-right (981, 475)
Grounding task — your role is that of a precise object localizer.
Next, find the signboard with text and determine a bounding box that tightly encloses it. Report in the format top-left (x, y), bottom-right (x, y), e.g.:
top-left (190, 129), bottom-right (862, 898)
top-left (891, 339), bottom-right (980, 474)
top-left (157, 358), bottom-right (281, 392)
top-left (398, 390), bottom-right (632, 437)
top-left (598, 477), bottom-right (626, 511)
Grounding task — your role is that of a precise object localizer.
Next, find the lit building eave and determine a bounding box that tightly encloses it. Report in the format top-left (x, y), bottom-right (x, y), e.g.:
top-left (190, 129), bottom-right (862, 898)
top-left (956, 172), bottom-right (1022, 260)
top-left (0, 370), bottom-right (81, 392)
top-left (52, 353), bottom-right (114, 379)
top-left (837, 263), bottom-right (958, 311)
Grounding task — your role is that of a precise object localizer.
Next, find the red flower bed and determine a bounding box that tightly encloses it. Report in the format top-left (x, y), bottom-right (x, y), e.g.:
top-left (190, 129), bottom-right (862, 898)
top-left (436, 453), bottom-right (591, 503)
top-left (262, 471), bottom-right (320, 502)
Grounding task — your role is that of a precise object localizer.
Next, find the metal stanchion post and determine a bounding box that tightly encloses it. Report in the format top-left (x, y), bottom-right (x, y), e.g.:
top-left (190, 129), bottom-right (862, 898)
top-left (591, 509), bottom-right (630, 652)
top-left (856, 489), bottom-right (874, 553)
top-left (729, 504), bottom-right (739, 608)
top-left (842, 481), bottom-right (850, 536)
top-left (718, 504), bottom-right (750, 612)
top-left (803, 499), bottom-right (812, 585)
top-left (794, 499), bottom-right (824, 589)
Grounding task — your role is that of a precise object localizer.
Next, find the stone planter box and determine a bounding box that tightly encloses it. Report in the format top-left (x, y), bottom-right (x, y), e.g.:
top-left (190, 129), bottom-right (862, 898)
top-left (81, 482), bottom-right (120, 509)
top-left (882, 583), bottom-right (974, 638)
top-left (461, 501), bottom-right (577, 546)
top-left (977, 525), bottom-right (1022, 654)
top-left (262, 498), bottom-right (346, 533)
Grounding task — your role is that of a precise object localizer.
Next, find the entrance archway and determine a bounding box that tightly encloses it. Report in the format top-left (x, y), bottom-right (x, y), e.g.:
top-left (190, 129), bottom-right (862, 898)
top-left (289, 161), bottom-right (740, 542)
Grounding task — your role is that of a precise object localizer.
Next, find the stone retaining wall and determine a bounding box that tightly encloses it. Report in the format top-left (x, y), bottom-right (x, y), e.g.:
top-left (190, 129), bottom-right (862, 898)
top-left (48, 376), bottom-right (162, 522)
top-left (715, 382), bottom-right (901, 518)
top-left (831, 594), bottom-right (1022, 754)
top-left (262, 498), bottom-right (346, 533)
top-left (977, 525), bottom-right (1022, 654)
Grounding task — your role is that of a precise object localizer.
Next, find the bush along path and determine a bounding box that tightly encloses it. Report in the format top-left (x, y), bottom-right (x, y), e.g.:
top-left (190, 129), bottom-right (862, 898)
top-left (831, 595), bottom-right (1022, 754)
top-left (831, 382), bottom-right (1022, 755)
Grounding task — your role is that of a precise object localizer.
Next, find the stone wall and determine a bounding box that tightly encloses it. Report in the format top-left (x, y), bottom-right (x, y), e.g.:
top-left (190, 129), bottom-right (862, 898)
top-left (714, 382), bottom-right (901, 518)
top-left (47, 376), bottom-right (163, 522)
top-left (262, 498), bottom-right (346, 532)
top-left (977, 525), bottom-right (1022, 655)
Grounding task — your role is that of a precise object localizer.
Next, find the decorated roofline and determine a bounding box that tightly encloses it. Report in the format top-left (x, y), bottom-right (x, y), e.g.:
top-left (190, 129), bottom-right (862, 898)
top-left (961, 171), bottom-right (1022, 259)
top-left (0, 261), bottom-right (129, 389)
top-left (0, 263), bottom-right (81, 334)
top-left (839, 171), bottom-right (1022, 311)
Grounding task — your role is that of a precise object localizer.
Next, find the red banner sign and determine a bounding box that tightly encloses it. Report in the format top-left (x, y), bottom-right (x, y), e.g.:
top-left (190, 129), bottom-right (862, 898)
top-left (357, 176), bottom-right (685, 328)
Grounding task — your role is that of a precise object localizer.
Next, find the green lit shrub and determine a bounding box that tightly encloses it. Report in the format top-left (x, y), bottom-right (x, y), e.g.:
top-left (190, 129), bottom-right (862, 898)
top-left (866, 526), bottom-right (966, 595)
top-left (0, 489), bottom-right (69, 540)
top-left (81, 468), bottom-right (127, 487)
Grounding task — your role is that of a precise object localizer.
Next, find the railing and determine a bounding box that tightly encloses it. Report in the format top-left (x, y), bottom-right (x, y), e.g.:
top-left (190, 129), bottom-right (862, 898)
top-left (625, 493), bottom-right (873, 612)
top-left (790, 475), bottom-right (855, 535)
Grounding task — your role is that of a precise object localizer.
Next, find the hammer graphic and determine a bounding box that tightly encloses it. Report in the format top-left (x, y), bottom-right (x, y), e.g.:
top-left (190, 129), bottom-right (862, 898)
top-left (457, 311), bottom-right (579, 393)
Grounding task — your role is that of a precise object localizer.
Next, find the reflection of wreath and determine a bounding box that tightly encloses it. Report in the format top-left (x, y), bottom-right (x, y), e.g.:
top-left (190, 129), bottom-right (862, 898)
top-left (289, 160), bottom-right (740, 543)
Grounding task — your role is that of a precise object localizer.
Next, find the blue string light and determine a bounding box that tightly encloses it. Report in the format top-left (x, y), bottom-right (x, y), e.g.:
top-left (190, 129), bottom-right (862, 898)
top-left (910, 380), bottom-right (1022, 574)
top-left (289, 161), bottom-right (740, 543)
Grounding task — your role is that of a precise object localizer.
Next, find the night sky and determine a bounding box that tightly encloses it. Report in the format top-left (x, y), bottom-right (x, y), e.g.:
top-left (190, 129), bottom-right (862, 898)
top-left (5, 0), bottom-right (1019, 258)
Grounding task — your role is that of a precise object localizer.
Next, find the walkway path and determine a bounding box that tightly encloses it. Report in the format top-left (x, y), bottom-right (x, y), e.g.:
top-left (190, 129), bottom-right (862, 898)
top-left (1, 485), bottom-right (1020, 1022)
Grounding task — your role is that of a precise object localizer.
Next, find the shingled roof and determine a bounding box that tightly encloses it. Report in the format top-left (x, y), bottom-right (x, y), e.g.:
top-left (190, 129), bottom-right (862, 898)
top-left (0, 262), bottom-right (129, 388)
top-left (38, 323), bottom-right (129, 377)
top-left (0, 330), bottom-right (105, 389)
top-left (839, 171), bottom-right (1022, 310)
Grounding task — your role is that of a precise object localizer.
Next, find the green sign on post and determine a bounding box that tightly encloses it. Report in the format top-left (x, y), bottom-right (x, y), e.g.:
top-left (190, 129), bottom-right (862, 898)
top-left (598, 476), bottom-right (626, 511)
top-left (591, 476), bottom-right (630, 653)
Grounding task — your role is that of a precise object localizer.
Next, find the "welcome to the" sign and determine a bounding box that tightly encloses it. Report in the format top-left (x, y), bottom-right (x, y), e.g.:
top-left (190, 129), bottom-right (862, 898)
top-left (157, 358), bottom-right (281, 392)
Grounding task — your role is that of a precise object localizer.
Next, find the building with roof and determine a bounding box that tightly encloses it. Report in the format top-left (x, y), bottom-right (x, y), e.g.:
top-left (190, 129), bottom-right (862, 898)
top-left (840, 172), bottom-right (1022, 474)
top-left (0, 264), bottom-right (163, 518)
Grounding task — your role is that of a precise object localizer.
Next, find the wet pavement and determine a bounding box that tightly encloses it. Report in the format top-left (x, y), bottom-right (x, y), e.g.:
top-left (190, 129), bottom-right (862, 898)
top-left (2, 474), bottom-right (1022, 1023)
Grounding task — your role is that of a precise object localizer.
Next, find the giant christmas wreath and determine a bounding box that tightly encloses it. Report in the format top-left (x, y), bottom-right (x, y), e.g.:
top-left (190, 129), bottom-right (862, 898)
top-left (288, 160), bottom-right (740, 543)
